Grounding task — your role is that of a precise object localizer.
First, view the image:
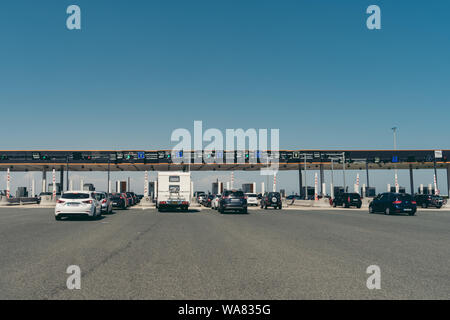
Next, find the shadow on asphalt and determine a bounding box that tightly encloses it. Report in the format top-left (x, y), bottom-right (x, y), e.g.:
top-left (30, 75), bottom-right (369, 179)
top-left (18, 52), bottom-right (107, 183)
top-left (57, 216), bottom-right (107, 222)
top-left (157, 209), bottom-right (201, 213)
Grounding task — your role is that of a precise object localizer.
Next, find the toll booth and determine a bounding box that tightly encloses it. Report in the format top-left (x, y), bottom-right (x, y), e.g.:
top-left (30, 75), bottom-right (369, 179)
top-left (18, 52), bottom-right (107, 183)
top-left (390, 186), bottom-right (406, 194)
top-left (242, 183), bottom-right (254, 193)
top-left (16, 187), bottom-right (28, 198)
top-left (48, 183), bottom-right (61, 194)
top-left (420, 187), bottom-right (435, 195)
top-left (363, 187), bottom-right (376, 197)
top-left (83, 183), bottom-right (95, 191)
top-left (301, 186), bottom-right (315, 199)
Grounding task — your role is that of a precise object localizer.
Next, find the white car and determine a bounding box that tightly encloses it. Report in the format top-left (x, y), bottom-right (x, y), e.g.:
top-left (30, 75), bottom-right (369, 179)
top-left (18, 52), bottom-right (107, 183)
top-left (211, 194), bottom-right (221, 209)
top-left (55, 191), bottom-right (102, 220)
top-left (245, 193), bottom-right (259, 206)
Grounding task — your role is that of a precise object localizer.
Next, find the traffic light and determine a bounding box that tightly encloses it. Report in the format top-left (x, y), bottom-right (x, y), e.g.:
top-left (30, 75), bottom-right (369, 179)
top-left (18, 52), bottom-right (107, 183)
top-left (0, 154), bottom-right (8, 160)
top-left (42, 154), bottom-right (49, 160)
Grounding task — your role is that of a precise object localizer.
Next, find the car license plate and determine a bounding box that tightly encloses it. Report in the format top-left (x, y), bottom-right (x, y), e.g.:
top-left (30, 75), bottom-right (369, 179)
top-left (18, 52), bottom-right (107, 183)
top-left (67, 203), bottom-right (79, 206)
top-left (404, 208), bottom-right (412, 211)
top-left (232, 199), bottom-right (240, 202)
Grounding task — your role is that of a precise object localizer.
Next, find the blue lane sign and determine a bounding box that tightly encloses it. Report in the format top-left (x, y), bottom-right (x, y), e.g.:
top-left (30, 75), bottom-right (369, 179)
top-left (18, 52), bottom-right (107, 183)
top-left (392, 156), bottom-right (399, 163)
top-left (137, 152), bottom-right (145, 159)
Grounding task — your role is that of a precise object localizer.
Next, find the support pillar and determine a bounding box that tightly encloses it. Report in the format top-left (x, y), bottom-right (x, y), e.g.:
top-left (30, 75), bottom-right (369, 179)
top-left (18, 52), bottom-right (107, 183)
top-left (107, 160), bottom-right (111, 194)
top-left (366, 161), bottom-right (370, 188)
top-left (319, 164), bottom-right (324, 196)
top-left (59, 167), bottom-right (64, 194)
top-left (42, 169), bottom-right (47, 193)
top-left (447, 165), bottom-right (450, 197)
top-left (409, 164), bottom-right (414, 195)
top-left (298, 165), bottom-right (303, 197)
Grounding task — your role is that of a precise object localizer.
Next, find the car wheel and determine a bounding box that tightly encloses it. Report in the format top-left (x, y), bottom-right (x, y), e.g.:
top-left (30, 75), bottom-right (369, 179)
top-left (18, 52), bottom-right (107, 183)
top-left (242, 208), bottom-right (248, 214)
top-left (369, 206), bottom-right (374, 214)
top-left (408, 210), bottom-right (416, 216)
top-left (357, 204), bottom-right (361, 209)
top-left (55, 216), bottom-right (62, 221)
top-left (332, 202), bottom-right (337, 208)
top-left (385, 207), bottom-right (390, 215)
top-left (422, 203), bottom-right (428, 208)
top-left (436, 205), bottom-right (442, 209)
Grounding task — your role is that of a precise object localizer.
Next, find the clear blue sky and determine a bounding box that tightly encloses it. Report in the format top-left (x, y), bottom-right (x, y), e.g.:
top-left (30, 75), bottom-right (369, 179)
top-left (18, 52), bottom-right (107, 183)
top-left (0, 1), bottom-right (449, 194)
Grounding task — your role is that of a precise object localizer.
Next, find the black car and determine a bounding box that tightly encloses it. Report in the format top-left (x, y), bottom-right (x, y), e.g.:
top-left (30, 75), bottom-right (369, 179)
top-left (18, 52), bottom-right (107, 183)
top-left (125, 192), bottom-right (135, 206)
top-left (218, 190), bottom-right (247, 214)
top-left (109, 193), bottom-right (127, 209)
top-left (369, 193), bottom-right (417, 215)
top-left (129, 192), bottom-right (139, 204)
top-left (260, 192), bottom-right (282, 209)
top-left (203, 194), bottom-right (214, 207)
top-left (414, 194), bottom-right (444, 209)
top-left (332, 193), bottom-right (362, 208)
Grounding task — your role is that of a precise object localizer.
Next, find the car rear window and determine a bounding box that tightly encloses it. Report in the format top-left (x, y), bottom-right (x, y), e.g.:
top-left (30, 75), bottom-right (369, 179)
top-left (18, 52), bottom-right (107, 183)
top-left (268, 192), bottom-right (280, 198)
top-left (61, 193), bottom-right (90, 199)
top-left (395, 194), bottom-right (413, 201)
top-left (226, 191), bottom-right (244, 197)
top-left (246, 194), bottom-right (257, 197)
top-left (348, 193), bottom-right (361, 199)
top-left (95, 193), bottom-right (105, 200)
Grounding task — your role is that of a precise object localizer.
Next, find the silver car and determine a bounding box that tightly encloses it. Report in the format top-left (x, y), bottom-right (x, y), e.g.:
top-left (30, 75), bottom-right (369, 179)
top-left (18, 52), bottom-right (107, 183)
top-left (94, 192), bottom-right (113, 214)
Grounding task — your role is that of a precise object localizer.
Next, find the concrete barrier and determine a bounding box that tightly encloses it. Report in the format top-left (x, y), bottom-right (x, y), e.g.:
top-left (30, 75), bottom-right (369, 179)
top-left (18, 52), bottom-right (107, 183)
top-left (139, 196), bottom-right (156, 208)
top-left (0, 195), bottom-right (8, 205)
top-left (39, 195), bottom-right (56, 207)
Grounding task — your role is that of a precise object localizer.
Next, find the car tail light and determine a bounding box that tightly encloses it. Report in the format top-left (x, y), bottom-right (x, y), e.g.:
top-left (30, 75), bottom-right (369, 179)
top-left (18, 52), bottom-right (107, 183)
top-left (244, 196), bottom-right (248, 199)
top-left (160, 201), bottom-right (167, 204)
top-left (411, 201), bottom-right (416, 204)
top-left (102, 199), bottom-right (107, 204)
top-left (393, 200), bottom-right (402, 204)
top-left (222, 196), bottom-right (229, 199)
top-left (182, 201), bottom-right (188, 205)
top-left (348, 197), bottom-right (351, 203)
top-left (83, 200), bottom-right (93, 204)
top-left (57, 200), bottom-right (65, 204)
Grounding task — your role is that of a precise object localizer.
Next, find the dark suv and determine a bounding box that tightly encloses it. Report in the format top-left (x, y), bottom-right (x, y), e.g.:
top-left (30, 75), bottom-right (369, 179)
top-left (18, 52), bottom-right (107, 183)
top-left (414, 194), bottom-right (444, 209)
top-left (218, 190), bottom-right (247, 214)
top-left (369, 193), bottom-right (417, 215)
top-left (332, 193), bottom-right (362, 208)
top-left (261, 192), bottom-right (282, 209)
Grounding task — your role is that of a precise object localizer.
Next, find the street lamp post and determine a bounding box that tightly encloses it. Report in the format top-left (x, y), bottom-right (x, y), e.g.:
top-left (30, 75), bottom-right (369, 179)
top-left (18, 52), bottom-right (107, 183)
top-left (342, 152), bottom-right (346, 193)
top-left (392, 127), bottom-right (399, 193)
top-left (304, 153), bottom-right (307, 199)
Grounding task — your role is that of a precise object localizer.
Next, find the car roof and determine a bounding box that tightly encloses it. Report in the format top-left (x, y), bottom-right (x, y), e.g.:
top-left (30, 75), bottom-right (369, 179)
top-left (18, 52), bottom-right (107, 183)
top-left (63, 190), bottom-right (90, 194)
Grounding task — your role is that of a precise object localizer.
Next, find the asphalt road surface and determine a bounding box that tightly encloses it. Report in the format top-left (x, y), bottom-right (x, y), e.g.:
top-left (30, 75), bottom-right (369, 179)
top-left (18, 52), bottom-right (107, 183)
top-left (0, 206), bottom-right (449, 299)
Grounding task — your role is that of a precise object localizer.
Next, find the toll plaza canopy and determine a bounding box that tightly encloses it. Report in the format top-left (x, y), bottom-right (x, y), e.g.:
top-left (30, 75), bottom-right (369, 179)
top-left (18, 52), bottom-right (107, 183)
top-left (0, 150), bottom-right (449, 172)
